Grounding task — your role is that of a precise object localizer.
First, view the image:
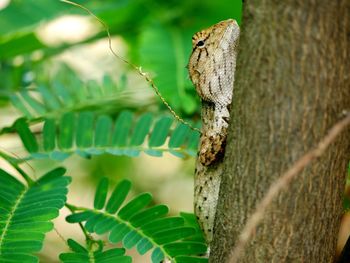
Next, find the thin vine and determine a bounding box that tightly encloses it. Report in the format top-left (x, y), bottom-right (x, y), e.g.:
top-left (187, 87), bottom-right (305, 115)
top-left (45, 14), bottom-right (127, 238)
top-left (60, 0), bottom-right (201, 134)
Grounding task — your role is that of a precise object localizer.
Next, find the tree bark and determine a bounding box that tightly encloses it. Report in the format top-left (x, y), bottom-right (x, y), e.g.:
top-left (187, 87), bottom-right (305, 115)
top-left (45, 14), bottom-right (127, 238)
top-left (210, 1), bottom-right (350, 262)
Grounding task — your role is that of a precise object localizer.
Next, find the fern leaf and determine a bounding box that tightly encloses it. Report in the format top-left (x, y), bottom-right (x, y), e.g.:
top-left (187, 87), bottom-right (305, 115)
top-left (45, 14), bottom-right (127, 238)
top-left (105, 180), bottom-right (131, 213)
top-left (14, 118), bottom-right (39, 153)
top-left (94, 116), bottom-right (113, 148)
top-left (174, 256), bottom-right (209, 263)
top-left (43, 118), bottom-right (56, 151)
top-left (38, 85), bottom-right (61, 111)
top-left (0, 167), bottom-right (71, 262)
top-left (148, 116), bottom-right (173, 147)
top-left (59, 239), bottom-right (131, 263)
top-left (151, 247), bottom-right (164, 263)
top-left (94, 217), bottom-right (116, 235)
top-left (94, 178), bottom-right (109, 210)
top-left (58, 113), bottom-right (75, 150)
top-left (180, 212), bottom-right (206, 243)
top-left (129, 205), bottom-right (168, 227)
top-left (169, 123), bottom-right (191, 158)
top-left (65, 179), bottom-right (208, 263)
top-left (129, 113), bottom-right (152, 146)
top-left (20, 90), bottom-right (46, 115)
top-left (111, 111), bottom-right (133, 148)
top-left (65, 211), bottom-right (94, 224)
top-left (136, 237), bottom-right (153, 255)
top-left (52, 82), bottom-right (74, 106)
top-left (117, 193), bottom-right (152, 220)
top-left (142, 217), bottom-right (185, 235)
top-left (139, 24), bottom-right (199, 114)
top-left (9, 69), bottom-right (128, 121)
top-left (9, 94), bottom-right (33, 119)
top-left (152, 227), bottom-right (196, 244)
top-left (164, 242), bottom-right (207, 257)
top-left (14, 111), bottom-right (199, 161)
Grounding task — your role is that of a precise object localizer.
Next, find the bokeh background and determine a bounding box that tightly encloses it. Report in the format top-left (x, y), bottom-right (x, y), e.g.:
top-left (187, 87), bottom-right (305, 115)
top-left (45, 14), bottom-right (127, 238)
top-left (0, 0), bottom-right (349, 262)
top-left (0, 0), bottom-right (241, 262)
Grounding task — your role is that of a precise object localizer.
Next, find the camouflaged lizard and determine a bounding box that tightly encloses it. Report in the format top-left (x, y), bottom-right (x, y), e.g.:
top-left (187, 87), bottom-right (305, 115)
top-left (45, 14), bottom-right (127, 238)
top-left (188, 19), bottom-right (240, 243)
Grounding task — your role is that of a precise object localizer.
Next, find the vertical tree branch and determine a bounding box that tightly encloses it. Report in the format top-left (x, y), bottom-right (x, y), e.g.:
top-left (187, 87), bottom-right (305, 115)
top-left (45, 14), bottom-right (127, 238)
top-left (229, 113), bottom-right (350, 263)
top-left (210, 1), bottom-right (350, 262)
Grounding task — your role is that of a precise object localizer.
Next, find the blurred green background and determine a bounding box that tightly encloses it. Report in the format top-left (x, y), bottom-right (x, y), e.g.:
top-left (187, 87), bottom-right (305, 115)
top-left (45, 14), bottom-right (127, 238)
top-left (0, 0), bottom-right (242, 262)
top-left (1, 0), bottom-right (350, 261)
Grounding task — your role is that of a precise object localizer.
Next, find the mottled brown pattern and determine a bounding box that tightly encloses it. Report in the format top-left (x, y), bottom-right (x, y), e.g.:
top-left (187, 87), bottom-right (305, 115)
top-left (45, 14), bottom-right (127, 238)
top-left (188, 19), bottom-right (240, 243)
top-left (189, 20), bottom-right (239, 108)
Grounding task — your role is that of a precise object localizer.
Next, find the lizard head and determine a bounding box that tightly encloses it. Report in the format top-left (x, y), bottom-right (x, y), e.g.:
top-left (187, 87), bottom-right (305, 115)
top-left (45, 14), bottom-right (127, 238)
top-left (188, 19), bottom-right (240, 105)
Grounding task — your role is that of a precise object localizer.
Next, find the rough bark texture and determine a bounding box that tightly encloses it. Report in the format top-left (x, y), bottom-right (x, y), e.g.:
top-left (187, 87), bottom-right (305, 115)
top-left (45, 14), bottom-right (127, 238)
top-left (210, 1), bottom-right (350, 262)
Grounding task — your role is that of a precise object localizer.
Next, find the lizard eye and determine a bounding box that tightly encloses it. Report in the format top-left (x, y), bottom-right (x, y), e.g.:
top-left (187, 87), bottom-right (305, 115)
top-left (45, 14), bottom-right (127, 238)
top-left (196, 40), bottom-right (205, 48)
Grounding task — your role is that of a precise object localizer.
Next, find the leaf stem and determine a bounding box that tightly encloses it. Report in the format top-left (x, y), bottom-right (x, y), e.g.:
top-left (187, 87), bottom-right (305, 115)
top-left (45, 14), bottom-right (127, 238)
top-left (0, 150), bottom-right (34, 185)
top-left (65, 203), bottom-right (93, 243)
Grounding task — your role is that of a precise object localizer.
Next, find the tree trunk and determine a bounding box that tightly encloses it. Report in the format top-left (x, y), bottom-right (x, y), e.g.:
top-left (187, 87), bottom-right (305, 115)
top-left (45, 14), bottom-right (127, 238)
top-left (210, 1), bottom-right (350, 262)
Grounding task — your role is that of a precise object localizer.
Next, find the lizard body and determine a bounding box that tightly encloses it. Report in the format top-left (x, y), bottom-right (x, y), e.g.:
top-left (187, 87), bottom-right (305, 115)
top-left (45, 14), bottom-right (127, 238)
top-left (188, 19), bottom-right (240, 243)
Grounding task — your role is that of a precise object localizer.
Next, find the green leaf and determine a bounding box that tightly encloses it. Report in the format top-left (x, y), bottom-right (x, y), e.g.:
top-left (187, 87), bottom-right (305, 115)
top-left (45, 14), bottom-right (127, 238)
top-left (130, 113), bottom-right (153, 146)
top-left (43, 118), bottom-right (56, 151)
top-left (174, 256), bottom-right (208, 263)
top-left (112, 111), bottom-right (133, 147)
top-left (10, 94), bottom-right (32, 118)
top-left (187, 124), bottom-right (201, 152)
top-left (180, 212), bottom-right (206, 242)
top-left (0, 31), bottom-right (45, 59)
top-left (65, 178), bottom-right (207, 262)
top-left (9, 222), bottom-right (53, 233)
top-left (152, 227), bottom-right (196, 244)
top-left (94, 177), bottom-right (109, 210)
top-left (142, 217), bottom-right (185, 234)
top-left (59, 252), bottom-right (89, 262)
top-left (66, 211), bottom-right (95, 223)
top-left (60, 239), bottom-right (131, 263)
top-left (67, 239), bottom-right (87, 253)
top-left (106, 180), bottom-right (131, 214)
top-left (129, 205), bottom-right (169, 227)
top-left (20, 91), bottom-right (46, 116)
top-left (14, 118), bottom-right (38, 153)
top-left (139, 24), bottom-right (198, 114)
top-left (151, 247), bottom-right (164, 263)
top-left (50, 151), bottom-right (70, 161)
top-left (169, 123), bottom-right (191, 148)
top-left (37, 85), bottom-right (61, 111)
top-left (58, 113), bottom-right (75, 149)
top-left (95, 115), bottom-right (113, 147)
top-left (102, 75), bottom-right (116, 95)
top-left (87, 80), bottom-right (103, 99)
top-left (181, 94), bottom-right (198, 115)
top-left (136, 238), bottom-right (153, 255)
top-left (76, 112), bottom-right (94, 148)
top-left (164, 242), bottom-right (207, 257)
top-left (0, 253), bottom-right (37, 263)
top-left (0, 168), bottom-right (70, 262)
top-left (94, 217), bottom-right (117, 235)
top-left (122, 230), bottom-right (143, 249)
top-left (118, 193), bottom-right (152, 220)
top-left (144, 149), bottom-right (163, 157)
top-left (84, 213), bottom-right (104, 233)
top-left (52, 82), bottom-right (74, 106)
top-left (13, 111), bottom-right (200, 161)
top-left (109, 223), bottom-right (129, 244)
top-left (148, 116), bottom-right (173, 147)
top-left (95, 247), bottom-right (125, 258)
top-left (95, 249), bottom-right (131, 263)
top-left (8, 63), bottom-right (136, 122)
top-left (180, 212), bottom-right (201, 229)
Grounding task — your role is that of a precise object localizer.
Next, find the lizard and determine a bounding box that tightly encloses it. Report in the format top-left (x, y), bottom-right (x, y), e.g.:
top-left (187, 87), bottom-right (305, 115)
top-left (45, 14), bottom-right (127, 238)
top-left (188, 19), bottom-right (240, 244)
